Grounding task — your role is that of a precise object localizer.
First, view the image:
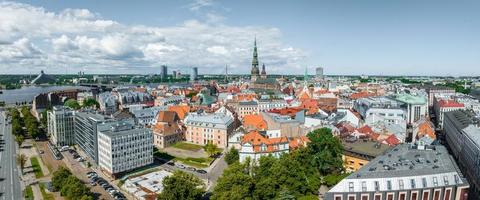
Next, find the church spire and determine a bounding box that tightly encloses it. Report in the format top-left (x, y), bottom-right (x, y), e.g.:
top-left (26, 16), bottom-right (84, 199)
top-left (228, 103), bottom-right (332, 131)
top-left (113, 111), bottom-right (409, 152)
top-left (251, 37), bottom-right (260, 81)
top-left (252, 37), bottom-right (259, 67)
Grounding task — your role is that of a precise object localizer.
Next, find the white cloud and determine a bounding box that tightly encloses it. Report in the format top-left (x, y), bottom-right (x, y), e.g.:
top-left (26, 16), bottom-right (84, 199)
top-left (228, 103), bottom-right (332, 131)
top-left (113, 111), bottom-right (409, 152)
top-left (0, 1), bottom-right (306, 74)
top-left (188, 0), bottom-right (214, 11)
top-left (207, 46), bottom-right (228, 55)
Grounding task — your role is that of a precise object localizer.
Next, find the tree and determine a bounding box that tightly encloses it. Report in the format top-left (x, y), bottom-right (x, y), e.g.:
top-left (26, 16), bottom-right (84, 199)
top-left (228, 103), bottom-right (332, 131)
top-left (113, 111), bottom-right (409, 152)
top-left (17, 154), bottom-right (27, 173)
top-left (82, 98), bottom-right (99, 108)
top-left (158, 170), bottom-right (205, 200)
top-left (52, 167), bottom-right (72, 191)
top-left (224, 148), bottom-right (239, 165)
top-left (204, 141), bottom-right (219, 157)
top-left (15, 135), bottom-right (24, 147)
top-left (64, 99), bottom-right (81, 110)
top-left (211, 160), bottom-right (255, 200)
top-left (306, 128), bottom-right (344, 175)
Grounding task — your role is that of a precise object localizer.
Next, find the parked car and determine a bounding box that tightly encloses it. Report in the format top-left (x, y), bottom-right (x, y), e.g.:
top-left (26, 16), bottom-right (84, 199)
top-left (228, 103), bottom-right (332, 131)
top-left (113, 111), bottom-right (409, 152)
top-left (39, 150), bottom-right (44, 154)
top-left (166, 161), bottom-right (175, 166)
top-left (90, 181), bottom-right (96, 186)
top-left (175, 163), bottom-right (186, 169)
top-left (187, 167), bottom-right (196, 172)
top-left (196, 170), bottom-right (207, 174)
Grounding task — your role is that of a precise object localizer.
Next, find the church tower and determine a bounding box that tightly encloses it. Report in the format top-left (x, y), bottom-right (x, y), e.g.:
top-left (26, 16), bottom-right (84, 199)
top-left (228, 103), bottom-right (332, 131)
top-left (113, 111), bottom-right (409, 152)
top-left (261, 63), bottom-right (267, 79)
top-left (251, 38), bottom-right (260, 81)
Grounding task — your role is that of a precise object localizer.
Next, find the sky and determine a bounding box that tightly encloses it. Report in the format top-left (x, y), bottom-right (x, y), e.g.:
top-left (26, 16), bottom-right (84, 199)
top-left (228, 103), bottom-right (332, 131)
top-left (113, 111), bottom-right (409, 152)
top-left (0, 0), bottom-right (479, 76)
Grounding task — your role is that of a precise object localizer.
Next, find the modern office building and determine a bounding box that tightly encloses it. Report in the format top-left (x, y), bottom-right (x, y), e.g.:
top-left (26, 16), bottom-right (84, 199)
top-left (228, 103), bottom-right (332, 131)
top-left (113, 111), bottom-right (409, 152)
top-left (97, 121), bottom-right (153, 176)
top-left (326, 143), bottom-right (470, 200)
top-left (184, 112), bottom-right (235, 148)
top-left (190, 67), bottom-right (198, 81)
top-left (316, 67), bottom-right (324, 79)
top-left (47, 106), bottom-right (75, 146)
top-left (444, 110), bottom-right (480, 199)
top-left (74, 111), bottom-right (106, 164)
top-left (161, 65), bottom-right (168, 80)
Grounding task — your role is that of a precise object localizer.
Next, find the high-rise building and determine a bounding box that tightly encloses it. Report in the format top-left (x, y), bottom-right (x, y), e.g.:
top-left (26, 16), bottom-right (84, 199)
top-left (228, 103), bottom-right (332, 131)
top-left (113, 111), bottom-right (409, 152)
top-left (97, 121), bottom-right (153, 176)
top-left (326, 143), bottom-right (470, 200)
top-left (172, 70), bottom-right (176, 79)
top-left (161, 65), bottom-right (168, 80)
top-left (444, 110), bottom-right (480, 199)
top-left (190, 67), bottom-right (198, 81)
top-left (315, 67), bottom-right (324, 79)
top-left (74, 111), bottom-right (106, 163)
top-left (47, 106), bottom-right (75, 146)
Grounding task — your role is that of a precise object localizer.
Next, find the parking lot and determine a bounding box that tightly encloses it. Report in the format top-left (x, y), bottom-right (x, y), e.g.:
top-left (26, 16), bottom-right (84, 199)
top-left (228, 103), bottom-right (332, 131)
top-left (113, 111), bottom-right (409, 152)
top-left (60, 147), bottom-right (122, 200)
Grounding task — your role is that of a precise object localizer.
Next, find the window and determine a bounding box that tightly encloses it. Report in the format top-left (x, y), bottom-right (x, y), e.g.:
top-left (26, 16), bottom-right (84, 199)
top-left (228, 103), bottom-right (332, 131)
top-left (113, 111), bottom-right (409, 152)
top-left (443, 176), bottom-right (449, 185)
top-left (335, 196), bottom-right (342, 200)
top-left (387, 193), bottom-right (393, 200)
top-left (423, 191), bottom-right (429, 200)
top-left (374, 181), bottom-right (380, 191)
top-left (411, 179), bottom-right (416, 189)
top-left (348, 196), bottom-right (355, 200)
top-left (361, 181), bottom-right (367, 192)
top-left (434, 190), bottom-right (440, 200)
top-left (374, 194), bottom-right (381, 200)
top-left (444, 188), bottom-right (451, 200)
top-left (399, 180), bottom-right (404, 190)
top-left (348, 182), bottom-right (354, 192)
top-left (422, 178), bottom-right (427, 188)
top-left (387, 180), bottom-right (392, 190)
top-left (361, 194), bottom-right (368, 200)
top-left (399, 193), bottom-right (406, 200)
top-left (411, 192), bottom-right (418, 200)
top-left (433, 177), bottom-right (438, 187)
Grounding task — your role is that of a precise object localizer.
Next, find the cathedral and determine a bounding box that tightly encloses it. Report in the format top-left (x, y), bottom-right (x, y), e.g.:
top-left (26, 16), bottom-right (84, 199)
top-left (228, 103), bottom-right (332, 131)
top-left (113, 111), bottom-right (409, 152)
top-left (249, 39), bottom-right (280, 91)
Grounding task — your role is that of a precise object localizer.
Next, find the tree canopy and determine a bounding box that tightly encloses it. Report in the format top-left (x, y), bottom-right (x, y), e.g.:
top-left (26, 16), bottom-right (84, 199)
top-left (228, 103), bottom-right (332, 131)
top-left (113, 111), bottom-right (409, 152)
top-left (52, 167), bottom-right (93, 199)
top-left (224, 147), bottom-right (239, 165)
top-left (64, 99), bottom-right (81, 110)
top-left (204, 141), bottom-right (220, 157)
top-left (82, 98), bottom-right (100, 108)
top-left (211, 128), bottom-right (344, 199)
top-left (157, 170), bottom-right (205, 200)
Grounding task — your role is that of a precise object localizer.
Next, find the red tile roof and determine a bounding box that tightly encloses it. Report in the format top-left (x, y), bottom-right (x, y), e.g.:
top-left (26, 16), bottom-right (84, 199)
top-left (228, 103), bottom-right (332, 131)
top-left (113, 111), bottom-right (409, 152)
top-left (437, 99), bottom-right (464, 108)
top-left (243, 114), bottom-right (267, 130)
top-left (241, 131), bottom-right (289, 153)
top-left (385, 134), bottom-right (400, 146)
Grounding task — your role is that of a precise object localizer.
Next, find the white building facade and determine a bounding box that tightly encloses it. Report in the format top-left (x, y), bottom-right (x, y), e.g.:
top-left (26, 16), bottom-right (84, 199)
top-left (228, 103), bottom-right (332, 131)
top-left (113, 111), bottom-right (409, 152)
top-left (47, 106), bottom-right (75, 146)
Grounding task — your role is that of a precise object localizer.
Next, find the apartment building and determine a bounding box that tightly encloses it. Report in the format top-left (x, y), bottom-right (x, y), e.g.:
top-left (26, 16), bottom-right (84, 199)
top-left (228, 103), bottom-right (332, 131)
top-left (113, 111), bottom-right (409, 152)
top-left (47, 106), bottom-right (75, 146)
top-left (354, 96), bottom-right (406, 125)
top-left (444, 110), bottom-right (480, 199)
top-left (342, 139), bottom-right (390, 173)
top-left (395, 94), bottom-right (428, 124)
top-left (433, 99), bottom-right (464, 129)
top-left (184, 112), bottom-right (234, 148)
top-left (97, 121), bottom-right (153, 176)
top-left (326, 143), bottom-right (470, 200)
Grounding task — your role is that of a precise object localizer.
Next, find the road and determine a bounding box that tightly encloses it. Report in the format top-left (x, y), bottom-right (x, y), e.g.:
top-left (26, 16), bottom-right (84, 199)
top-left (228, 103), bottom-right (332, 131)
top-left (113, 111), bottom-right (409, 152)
top-left (0, 111), bottom-right (22, 200)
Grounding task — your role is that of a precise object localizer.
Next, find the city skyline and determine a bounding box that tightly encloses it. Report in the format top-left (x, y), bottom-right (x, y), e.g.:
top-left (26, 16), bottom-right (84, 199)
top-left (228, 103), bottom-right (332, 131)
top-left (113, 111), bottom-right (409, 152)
top-left (1, 0), bottom-right (479, 76)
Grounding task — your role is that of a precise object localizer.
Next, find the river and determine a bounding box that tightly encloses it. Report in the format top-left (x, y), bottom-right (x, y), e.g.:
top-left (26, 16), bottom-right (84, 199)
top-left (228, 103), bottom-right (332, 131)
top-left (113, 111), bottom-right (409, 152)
top-left (0, 85), bottom-right (90, 104)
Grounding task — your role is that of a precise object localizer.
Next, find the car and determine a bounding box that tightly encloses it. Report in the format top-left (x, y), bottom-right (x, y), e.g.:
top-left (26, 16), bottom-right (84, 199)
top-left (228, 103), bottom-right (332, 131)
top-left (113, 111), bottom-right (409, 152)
top-left (86, 171), bottom-right (95, 175)
top-left (196, 170), bottom-right (207, 174)
top-left (90, 182), bottom-right (96, 186)
top-left (87, 173), bottom-right (97, 178)
top-left (175, 163), bottom-right (186, 169)
top-left (187, 167), bottom-right (196, 171)
top-left (39, 150), bottom-right (44, 154)
top-left (166, 161), bottom-right (175, 166)
top-left (91, 177), bottom-right (99, 182)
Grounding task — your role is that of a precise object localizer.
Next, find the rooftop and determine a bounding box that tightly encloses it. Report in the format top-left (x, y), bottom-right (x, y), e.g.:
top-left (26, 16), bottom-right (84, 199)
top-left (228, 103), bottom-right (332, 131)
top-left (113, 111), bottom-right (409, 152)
top-left (395, 93), bottom-right (427, 105)
top-left (343, 139), bottom-right (391, 159)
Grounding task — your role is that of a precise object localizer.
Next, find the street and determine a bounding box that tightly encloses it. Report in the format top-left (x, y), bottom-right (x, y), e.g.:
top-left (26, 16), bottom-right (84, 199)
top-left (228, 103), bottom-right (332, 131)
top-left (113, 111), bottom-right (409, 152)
top-left (0, 111), bottom-right (22, 200)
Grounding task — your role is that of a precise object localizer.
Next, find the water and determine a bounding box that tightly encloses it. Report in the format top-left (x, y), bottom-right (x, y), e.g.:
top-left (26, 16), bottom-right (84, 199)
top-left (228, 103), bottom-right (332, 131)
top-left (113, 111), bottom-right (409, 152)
top-left (0, 85), bottom-right (90, 104)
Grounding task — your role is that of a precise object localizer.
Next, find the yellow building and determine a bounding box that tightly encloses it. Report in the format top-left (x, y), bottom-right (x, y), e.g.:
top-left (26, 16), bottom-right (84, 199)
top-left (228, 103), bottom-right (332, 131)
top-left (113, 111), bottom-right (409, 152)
top-left (342, 139), bottom-right (390, 172)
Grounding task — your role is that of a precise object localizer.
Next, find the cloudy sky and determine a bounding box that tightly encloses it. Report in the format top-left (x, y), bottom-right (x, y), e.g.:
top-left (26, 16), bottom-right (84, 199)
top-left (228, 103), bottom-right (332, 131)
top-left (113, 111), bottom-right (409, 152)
top-left (0, 0), bottom-right (479, 76)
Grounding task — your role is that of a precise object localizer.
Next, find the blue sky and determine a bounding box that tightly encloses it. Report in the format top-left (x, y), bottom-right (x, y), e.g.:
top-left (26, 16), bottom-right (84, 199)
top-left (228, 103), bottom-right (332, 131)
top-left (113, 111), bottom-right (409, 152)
top-left (1, 0), bottom-right (479, 75)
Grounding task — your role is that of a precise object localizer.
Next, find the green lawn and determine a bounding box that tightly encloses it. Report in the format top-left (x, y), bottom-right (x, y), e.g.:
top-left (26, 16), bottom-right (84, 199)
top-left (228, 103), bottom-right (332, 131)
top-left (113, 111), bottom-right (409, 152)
top-left (30, 157), bottom-right (44, 178)
top-left (153, 150), bottom-right (213, 168)
top-left (39, 183), bottom-right (55, 200)
top-left (24, 185), bottom-right (33, 200)
top-left (171, 142), bottom-right (203, 151)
